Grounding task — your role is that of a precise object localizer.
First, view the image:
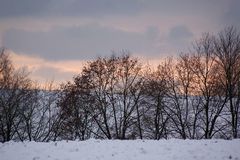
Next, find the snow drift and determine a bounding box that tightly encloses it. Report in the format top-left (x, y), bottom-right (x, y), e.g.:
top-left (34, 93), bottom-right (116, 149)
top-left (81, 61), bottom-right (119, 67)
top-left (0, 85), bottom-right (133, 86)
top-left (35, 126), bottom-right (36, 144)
top-left (1, 139), bottom-right (240, 160)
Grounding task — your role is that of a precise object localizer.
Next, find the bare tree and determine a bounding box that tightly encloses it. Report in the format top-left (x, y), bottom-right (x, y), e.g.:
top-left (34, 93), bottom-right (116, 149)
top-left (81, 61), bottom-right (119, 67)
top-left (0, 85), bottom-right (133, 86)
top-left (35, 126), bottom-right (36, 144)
top-left (115, 54), bottom-right (143, 139)
top-left (80, 56), bottom-right (116, 139)
top-left (142, 60), bottom-right (170, 139)
top-left (22, 82), bottom-right (59, 142)
top-left (165, 55), bottom-right (202, 139)
top-left (214, 26), bottom-right (240, 138)
top-left (64, 53), bottom-right (144, 139)
top-left (0, 49), bottom-right (33, 142)
top-left (57, 78), bottom-right (93, 140)
top-left (191, 34), bottom-right (228, 138)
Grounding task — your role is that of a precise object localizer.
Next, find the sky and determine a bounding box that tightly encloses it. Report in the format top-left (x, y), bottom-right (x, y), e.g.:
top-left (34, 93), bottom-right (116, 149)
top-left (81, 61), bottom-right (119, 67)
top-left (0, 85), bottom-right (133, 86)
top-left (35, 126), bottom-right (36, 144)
top-left (0, 0), bottom-right (239, 85)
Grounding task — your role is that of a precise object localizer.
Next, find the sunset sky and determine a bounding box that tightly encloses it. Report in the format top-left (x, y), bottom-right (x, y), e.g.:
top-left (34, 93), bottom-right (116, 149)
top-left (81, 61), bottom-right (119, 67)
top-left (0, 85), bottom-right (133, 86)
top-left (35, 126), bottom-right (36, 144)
top-left (0, 0), bottom-right (239, 84)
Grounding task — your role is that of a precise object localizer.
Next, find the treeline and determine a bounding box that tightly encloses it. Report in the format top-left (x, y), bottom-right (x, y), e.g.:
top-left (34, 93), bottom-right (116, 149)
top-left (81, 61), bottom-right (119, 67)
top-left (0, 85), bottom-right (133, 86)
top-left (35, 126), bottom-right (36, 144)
top-left (0, 27), bottom-right (240, 142)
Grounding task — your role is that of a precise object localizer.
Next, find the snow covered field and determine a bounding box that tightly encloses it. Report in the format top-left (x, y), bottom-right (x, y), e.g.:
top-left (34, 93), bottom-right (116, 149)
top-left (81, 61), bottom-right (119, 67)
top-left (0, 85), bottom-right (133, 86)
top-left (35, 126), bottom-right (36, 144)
top-left (1, 139), bottom-right (240, 160)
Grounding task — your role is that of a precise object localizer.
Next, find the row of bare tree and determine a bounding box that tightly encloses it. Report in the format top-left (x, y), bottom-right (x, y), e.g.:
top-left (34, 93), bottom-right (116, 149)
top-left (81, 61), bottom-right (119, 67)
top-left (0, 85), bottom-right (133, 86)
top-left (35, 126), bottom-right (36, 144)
top-left (0, 27), bottom-right (240, 142)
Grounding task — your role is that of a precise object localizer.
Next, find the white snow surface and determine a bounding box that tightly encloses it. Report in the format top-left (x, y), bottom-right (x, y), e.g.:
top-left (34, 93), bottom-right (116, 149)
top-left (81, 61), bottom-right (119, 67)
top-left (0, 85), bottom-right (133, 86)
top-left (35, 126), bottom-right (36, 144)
top-left (1, 139), bottom-right (240, 160)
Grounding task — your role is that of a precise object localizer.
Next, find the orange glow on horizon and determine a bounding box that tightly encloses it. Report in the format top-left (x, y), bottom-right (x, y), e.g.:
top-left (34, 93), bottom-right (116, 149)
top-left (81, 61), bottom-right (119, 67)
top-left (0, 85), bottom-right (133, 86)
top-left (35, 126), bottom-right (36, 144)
top-left (8, 50), bottom-right (171, 86)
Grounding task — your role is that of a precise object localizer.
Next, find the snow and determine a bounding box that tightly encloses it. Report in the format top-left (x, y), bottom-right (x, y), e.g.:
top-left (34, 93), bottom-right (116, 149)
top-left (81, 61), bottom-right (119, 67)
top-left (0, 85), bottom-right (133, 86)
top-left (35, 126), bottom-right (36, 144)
top-left (0, 139), bottom-right (240, 160)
